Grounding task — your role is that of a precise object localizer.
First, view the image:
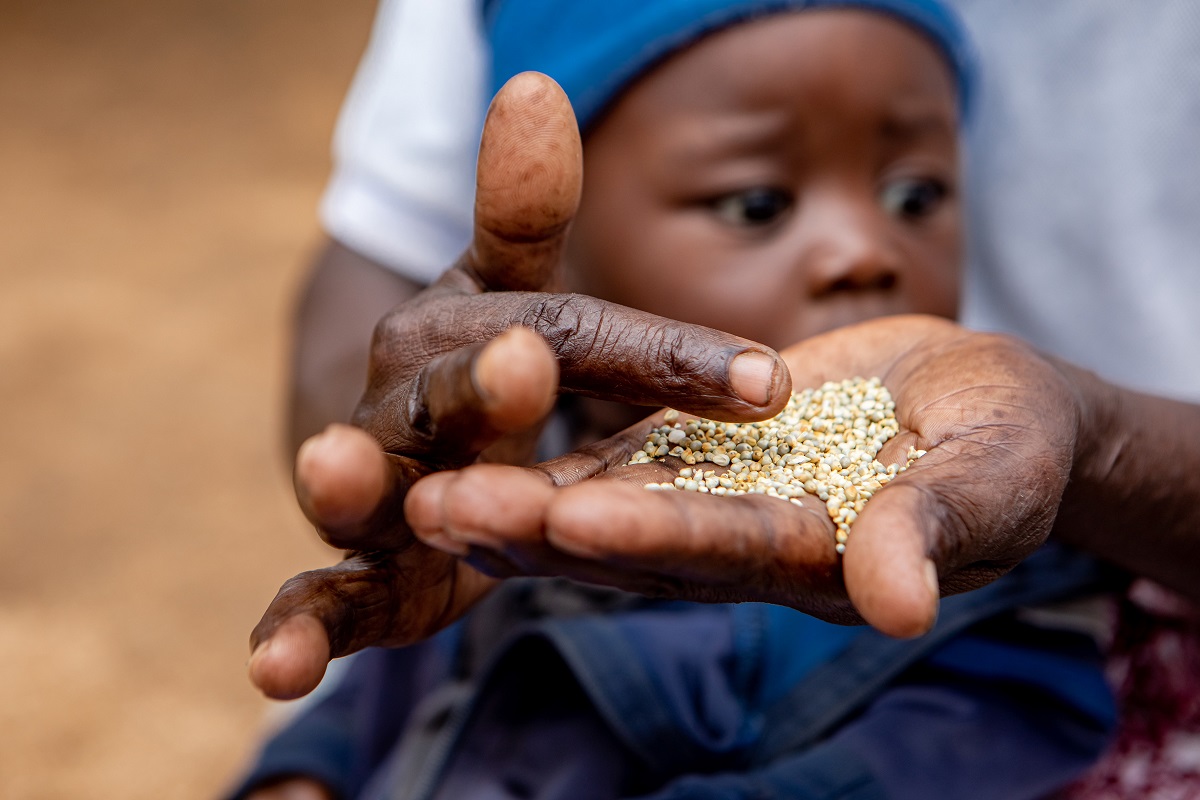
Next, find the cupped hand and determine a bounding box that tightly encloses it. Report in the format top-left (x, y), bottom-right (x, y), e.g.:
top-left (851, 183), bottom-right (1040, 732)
top-left (249, 72), bottom-right (790, 699)
top-left (411, 314), bottom-right (1084, 638)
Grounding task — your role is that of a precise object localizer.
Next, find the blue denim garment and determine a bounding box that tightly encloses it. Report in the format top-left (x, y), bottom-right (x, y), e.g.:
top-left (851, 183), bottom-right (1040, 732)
top-left (227, 543), bottom-right (1120, 800)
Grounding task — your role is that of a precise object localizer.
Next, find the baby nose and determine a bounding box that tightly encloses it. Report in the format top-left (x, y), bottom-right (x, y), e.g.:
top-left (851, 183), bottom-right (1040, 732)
top-left (801, 205), bottom-right (901, 298)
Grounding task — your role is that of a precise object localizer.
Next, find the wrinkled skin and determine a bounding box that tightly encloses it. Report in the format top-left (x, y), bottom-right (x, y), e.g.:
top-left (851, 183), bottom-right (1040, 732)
top-left (410, 313), bottom-right (1081, 619)
top-left (249, 72), bottom-right (792, 700)
top-left (249, 72), bottom-right (1188, 705)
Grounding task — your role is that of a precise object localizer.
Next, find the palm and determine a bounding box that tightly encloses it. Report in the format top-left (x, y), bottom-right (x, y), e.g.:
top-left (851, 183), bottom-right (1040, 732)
top-left (408, 315), bottom-right (1077, 637)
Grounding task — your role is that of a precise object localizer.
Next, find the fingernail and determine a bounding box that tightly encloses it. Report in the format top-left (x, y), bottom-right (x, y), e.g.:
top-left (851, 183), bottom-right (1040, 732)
top-left (923, 559), bottom-right (939, 597)
top-left (294, 430), bottom-right (338, 490)
top-left (247, 637), bottom-right (272, 670)
top-left (420, 529), bottom-right (471, 557)
top-left (729, 351), bottom-right (778, 407)
top-left (544, 525), bottom-right (599, 559)
top-left (294, 432), bottom-right (326, 468)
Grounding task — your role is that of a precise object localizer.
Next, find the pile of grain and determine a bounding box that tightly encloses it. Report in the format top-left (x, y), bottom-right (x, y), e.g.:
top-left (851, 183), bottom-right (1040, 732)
top-left (628, 377), bottom-right (924, 553)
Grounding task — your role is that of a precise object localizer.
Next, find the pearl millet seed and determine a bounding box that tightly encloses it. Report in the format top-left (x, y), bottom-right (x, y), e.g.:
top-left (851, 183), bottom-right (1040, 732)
top-left (627, 377), bottom-right (925, 554)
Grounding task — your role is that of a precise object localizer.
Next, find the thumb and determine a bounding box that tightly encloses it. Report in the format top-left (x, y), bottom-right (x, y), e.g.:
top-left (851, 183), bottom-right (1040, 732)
top-left (469, 71), bottom-right (582, 292)
top-left (841, 482), bottom-right (940, 638)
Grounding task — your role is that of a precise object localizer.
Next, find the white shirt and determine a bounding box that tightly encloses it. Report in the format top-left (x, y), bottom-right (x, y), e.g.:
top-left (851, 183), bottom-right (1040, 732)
top-left (320, 0), bottom-right (484, 277)
top-left (952, 0), bottom-right (1200, 401)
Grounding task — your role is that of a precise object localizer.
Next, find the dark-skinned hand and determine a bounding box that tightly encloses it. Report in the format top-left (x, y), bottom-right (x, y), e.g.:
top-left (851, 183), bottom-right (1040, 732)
top-left (410, 313), bottom-right (1092, 638)
top-left (248, 72), bottom-right (791, 700)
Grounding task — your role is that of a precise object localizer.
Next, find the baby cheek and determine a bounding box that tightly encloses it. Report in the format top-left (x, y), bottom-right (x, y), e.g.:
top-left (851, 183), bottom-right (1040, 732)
top-left (567, 216), bottom-right (807, 342)
top-left (580, 231), bottom-right (714, 312)
top-left (909, 255), bottom-right (961, 318)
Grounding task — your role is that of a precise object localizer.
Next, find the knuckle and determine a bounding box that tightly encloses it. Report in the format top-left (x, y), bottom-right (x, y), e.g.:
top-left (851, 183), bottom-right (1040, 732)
top-left (518, 295), bottom-right (699, 391)
top-left (520, 293), bottom-right (583, 351)
top-left (368, 305), bottom-right (435, 376)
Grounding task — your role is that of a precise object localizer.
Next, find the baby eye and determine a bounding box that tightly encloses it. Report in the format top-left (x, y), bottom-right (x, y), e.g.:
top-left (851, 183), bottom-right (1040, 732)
top-left (879, 177), bottom-right (948, 220)
top-left (710, 187), bottom-right (793, 228)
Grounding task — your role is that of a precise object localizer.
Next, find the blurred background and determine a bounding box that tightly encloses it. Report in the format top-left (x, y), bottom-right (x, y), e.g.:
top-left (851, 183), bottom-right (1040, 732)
top-left (0, 0), bottom-right (377, 796)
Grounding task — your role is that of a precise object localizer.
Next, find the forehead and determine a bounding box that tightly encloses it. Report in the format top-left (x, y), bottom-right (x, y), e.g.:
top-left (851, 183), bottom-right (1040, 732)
top-left (588, 9), bottom-right (958, 158)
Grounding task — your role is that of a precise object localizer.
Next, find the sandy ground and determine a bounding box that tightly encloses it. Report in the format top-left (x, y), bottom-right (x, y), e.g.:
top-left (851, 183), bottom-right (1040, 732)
top-left (0, 1), bottom-right (379, 796)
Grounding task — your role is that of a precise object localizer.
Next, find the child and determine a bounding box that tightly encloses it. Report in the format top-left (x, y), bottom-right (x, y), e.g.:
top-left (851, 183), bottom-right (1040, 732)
top-left (229, 1), bottom-right (1122, 798)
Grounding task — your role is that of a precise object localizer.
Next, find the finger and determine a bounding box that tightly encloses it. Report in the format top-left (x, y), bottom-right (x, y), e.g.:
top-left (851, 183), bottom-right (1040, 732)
top-left (474, 325), bottom-right (560, 430)
top-left (468, 71), bottom-right (582, 293)
top-left (367, 324), bottom-right (559, 459)
top-left (410, 465), bottom-right (769, 602)
top-left (395, 291), bottom-right (793, 420)
top-left (294, 424), bottom-right (422, 549)
top-left (418, 466), bottom-right (856, 619)
top-left (544, 482), bottom-right (844, 602)
top-left (248, 551), bottom-right (496, 699)
top-left (405, 412), bottom-right (667, 556)
top-left (550, 314), bottom-right (791, 419)
top-left (410, 465), bottom-right (555, 555)
top-left (843, 438), bottom-right (1045, 636)
top-left (548, 484), bottom-right (855, 619)
top-left (409, 466), bottom-right (670, 587)
top-left (294, 424), bottom-right (389, 529)
top-left (247, 613), bottom-right (330, 701)
top-left (841, 481), bottom-right (941, 638)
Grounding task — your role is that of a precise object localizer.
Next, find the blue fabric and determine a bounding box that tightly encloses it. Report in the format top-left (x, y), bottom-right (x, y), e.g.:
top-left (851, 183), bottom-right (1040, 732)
top-left (637, 733), bottom-right (888, 800)
top-left (921, 633), bottom-right (1118, 728)
top-left (532, 603), bottom-right (865, 779)
top-left (224, 628), bottom-right (460, 800)
top-left (483, 0), bottom-right (976, 131)
top-left (741, 604), bottom-right (865, 708)
top-left (832, 678), bottom-right (1114, 800)
top-left (228, 545), bottom-right (1121, 799)
top-left (412, 545), bottom-right (1118, 798)
top-left (430, 637), bottom-right (644, 800)
top-left (752, 543), bottom-right (1122, 767)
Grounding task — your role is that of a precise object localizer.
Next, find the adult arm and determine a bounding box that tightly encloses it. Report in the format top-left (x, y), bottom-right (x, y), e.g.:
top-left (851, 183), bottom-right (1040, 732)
top-left (1052, 367), bottom-right (1200, 600)
top-left (287, 238), bottom-right (424, 456)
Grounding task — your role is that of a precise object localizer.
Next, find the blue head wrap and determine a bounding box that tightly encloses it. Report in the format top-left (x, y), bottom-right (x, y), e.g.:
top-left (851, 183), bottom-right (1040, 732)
top-left (484, 0), bottom-right (975, 132)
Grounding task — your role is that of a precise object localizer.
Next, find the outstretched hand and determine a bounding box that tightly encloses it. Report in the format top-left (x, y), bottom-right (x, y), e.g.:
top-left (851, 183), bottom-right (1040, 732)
top-left (410, 314), bottom-right (1084, 638)
top-left (250, 73), bottom-right (1087, 700)
top-left (248, 72), bottom-right (790, 699)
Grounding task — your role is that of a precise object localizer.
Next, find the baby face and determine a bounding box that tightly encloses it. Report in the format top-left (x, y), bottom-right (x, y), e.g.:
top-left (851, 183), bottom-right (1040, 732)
top-left (565, 9), bottom-right (962, 350)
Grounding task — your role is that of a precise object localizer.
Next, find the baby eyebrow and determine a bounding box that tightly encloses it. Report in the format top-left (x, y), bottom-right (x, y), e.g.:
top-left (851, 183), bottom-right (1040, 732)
top-left (659, 109), bottom-right (794, 160)
top-left (877, 110), bottom-right (956, 144)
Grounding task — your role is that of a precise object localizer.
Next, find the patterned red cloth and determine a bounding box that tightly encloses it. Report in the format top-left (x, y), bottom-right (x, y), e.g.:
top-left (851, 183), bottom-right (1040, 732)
top-left (1059, 581), bottom-right (1200, 799)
